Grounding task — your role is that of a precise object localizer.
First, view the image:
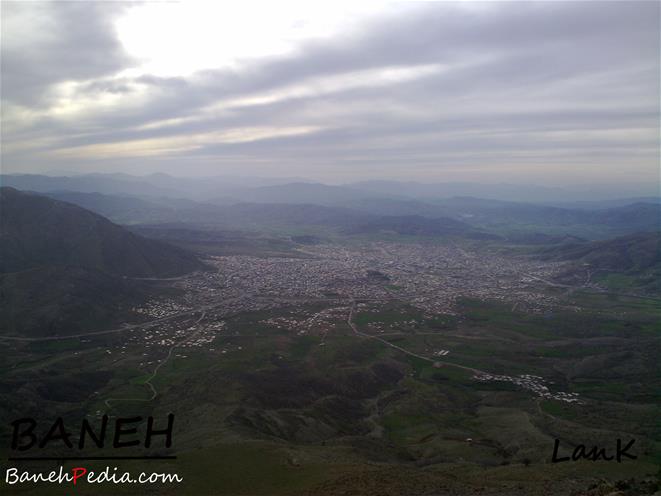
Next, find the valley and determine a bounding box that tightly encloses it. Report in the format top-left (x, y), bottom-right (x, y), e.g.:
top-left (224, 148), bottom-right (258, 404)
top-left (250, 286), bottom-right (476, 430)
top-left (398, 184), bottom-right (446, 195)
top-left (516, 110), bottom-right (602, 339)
top-left (2, 235), bottom-right (659, 495)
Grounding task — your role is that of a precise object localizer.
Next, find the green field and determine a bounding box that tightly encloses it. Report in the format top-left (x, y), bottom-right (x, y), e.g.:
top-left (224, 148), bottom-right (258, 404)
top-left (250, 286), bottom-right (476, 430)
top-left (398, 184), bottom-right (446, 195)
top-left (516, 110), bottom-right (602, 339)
top-left (1, 290), bottom-right (659, 495)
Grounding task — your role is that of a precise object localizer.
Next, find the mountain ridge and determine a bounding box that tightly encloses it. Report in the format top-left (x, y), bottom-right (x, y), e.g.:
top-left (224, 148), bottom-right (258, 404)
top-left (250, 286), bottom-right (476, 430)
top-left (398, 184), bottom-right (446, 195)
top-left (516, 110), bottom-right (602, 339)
top-left (0, 187), bottom-right (204, 277)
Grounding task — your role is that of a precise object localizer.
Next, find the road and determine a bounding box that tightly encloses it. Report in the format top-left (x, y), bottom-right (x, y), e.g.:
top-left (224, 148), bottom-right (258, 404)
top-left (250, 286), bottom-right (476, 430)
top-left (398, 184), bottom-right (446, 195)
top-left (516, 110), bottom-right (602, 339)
top-left (346, 299), bottom-right (485, 375)
top-left (0, 296), bottom-right (255, 343)
top-left (104, 311), bottom-right (207, 408)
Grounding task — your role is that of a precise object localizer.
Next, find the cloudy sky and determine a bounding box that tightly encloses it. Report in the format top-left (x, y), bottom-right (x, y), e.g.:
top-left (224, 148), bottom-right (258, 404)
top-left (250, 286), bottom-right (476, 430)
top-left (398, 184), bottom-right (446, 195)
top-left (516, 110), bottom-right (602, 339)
top-left (1, 1), bottom-right (659, 184)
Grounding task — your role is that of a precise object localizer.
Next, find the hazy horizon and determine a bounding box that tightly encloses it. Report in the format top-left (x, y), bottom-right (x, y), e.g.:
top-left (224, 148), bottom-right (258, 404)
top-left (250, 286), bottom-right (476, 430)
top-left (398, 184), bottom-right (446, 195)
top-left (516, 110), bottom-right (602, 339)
top-left (2, 1), bottom-right (659, 186)
top-left (2, 169), bottom-right (660, 203)
top-left (2, 168), bottom-right (660, 193)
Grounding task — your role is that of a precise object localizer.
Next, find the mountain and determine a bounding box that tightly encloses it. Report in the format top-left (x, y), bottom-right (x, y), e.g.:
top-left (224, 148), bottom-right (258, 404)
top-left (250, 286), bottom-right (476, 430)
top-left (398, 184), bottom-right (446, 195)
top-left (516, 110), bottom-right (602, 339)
top-left (0, 188), bottom-right (206, 337)
top-left (43, 191), bottom-right (181, 225)
top-left (4, 173), bottom-right (657, 205)
top-left (221, 202), bottom-right (373, 230)
top-left (341, 197), bottom-right (450, 217)
top-left (0, 266), bottom-right (147, 337)
top-left (212, 182), bottom-right (394, 206)
top-left (539, 197), bottom-right (661, 210)
top-left (537, 231), bottom-right (661, 293)
top-left (0, 173), bottom-right (179, 198)
top-left (40, 191), bottom-right (374, 230)
top-left (39, 190), bottom-right (660, 242)
top-left (36, 191), bottom-right (482, 238)
top-left (218, 188), bottom-right (660, 237)
top-left (591, 203), bottom-right (661, 231)
top-left (429, 197), bottom-right (661, 238)
top-left (0, 173), bottom-right (315, 201)
top-left (504, 232), bottom-right (586, 245)
top-left (346, 180), bottom-right (659, 202)
top-left (345, 215), bottom-right (479, 237)
top-left (538, 231), bottom-right (661, 272)
top-left (347, 180), bottom-right (571, 202)
top-left (0, 187), bottom-right (204, 277)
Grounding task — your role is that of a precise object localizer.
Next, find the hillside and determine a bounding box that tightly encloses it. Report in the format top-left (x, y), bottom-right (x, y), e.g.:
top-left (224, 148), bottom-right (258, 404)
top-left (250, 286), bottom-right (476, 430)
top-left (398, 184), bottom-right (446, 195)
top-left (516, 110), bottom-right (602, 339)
top-left (538, 231), bottom-right (661, 293)
top-left (345, 214), bottom-right (479, 237)
top-left (0, 188), bottom-right (205, 337)
top-left (539, 232), bottom-right (660, 271)
top-left (0, 187), bottom-right (204, 277)
top-left (0, 266), bottom-right (147, 337)
top-left (434, 196), bottom-right (660, 227)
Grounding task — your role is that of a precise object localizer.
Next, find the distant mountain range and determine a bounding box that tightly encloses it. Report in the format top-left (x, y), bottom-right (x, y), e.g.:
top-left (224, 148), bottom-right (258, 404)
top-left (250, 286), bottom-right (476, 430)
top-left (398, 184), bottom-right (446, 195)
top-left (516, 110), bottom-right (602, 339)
top-left (3, 173), bottom-right (659, 241)
top-left (2, 173), bottom-right (658, 203)
top-left (347, 180), bottom-right (661, 203)
top-left (39, 189), bottom-right (660, 240)
top-left (39, 190), bottom-right (496, 240)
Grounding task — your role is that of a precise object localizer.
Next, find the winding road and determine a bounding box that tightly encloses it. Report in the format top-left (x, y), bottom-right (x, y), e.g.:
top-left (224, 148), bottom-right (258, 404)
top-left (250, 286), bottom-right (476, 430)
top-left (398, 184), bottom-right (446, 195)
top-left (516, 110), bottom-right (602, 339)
top-left (104, 311), bottom-right (207, 408)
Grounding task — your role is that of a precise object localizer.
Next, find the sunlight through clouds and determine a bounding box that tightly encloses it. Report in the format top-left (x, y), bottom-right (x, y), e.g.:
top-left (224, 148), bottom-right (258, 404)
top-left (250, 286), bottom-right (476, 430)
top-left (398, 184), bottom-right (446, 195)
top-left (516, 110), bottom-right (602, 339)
top-left (115, 1), bottom-right (379, 77)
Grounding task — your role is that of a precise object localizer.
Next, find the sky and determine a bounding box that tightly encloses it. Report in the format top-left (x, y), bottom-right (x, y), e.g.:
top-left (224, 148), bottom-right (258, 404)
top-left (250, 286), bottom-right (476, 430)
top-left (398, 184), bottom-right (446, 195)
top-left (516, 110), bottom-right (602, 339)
top-left (1, 0), bottom-right (659, 185)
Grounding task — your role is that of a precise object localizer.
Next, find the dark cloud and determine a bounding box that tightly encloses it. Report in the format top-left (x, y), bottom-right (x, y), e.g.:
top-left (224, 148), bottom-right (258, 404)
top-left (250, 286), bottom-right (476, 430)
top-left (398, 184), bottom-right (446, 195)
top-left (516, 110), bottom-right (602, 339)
top-left (1, 1), bottom-right (133, 105)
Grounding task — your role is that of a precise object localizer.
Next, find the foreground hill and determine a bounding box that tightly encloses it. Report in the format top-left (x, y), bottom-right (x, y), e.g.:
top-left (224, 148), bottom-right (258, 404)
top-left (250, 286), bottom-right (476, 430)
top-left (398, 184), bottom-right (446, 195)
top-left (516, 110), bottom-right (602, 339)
top-left (0, 187), bottom-right (203, 277)
top-left (0, 188), bottom-right (205, 337)
top-left (0, 266), bottom-right (147, 337)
